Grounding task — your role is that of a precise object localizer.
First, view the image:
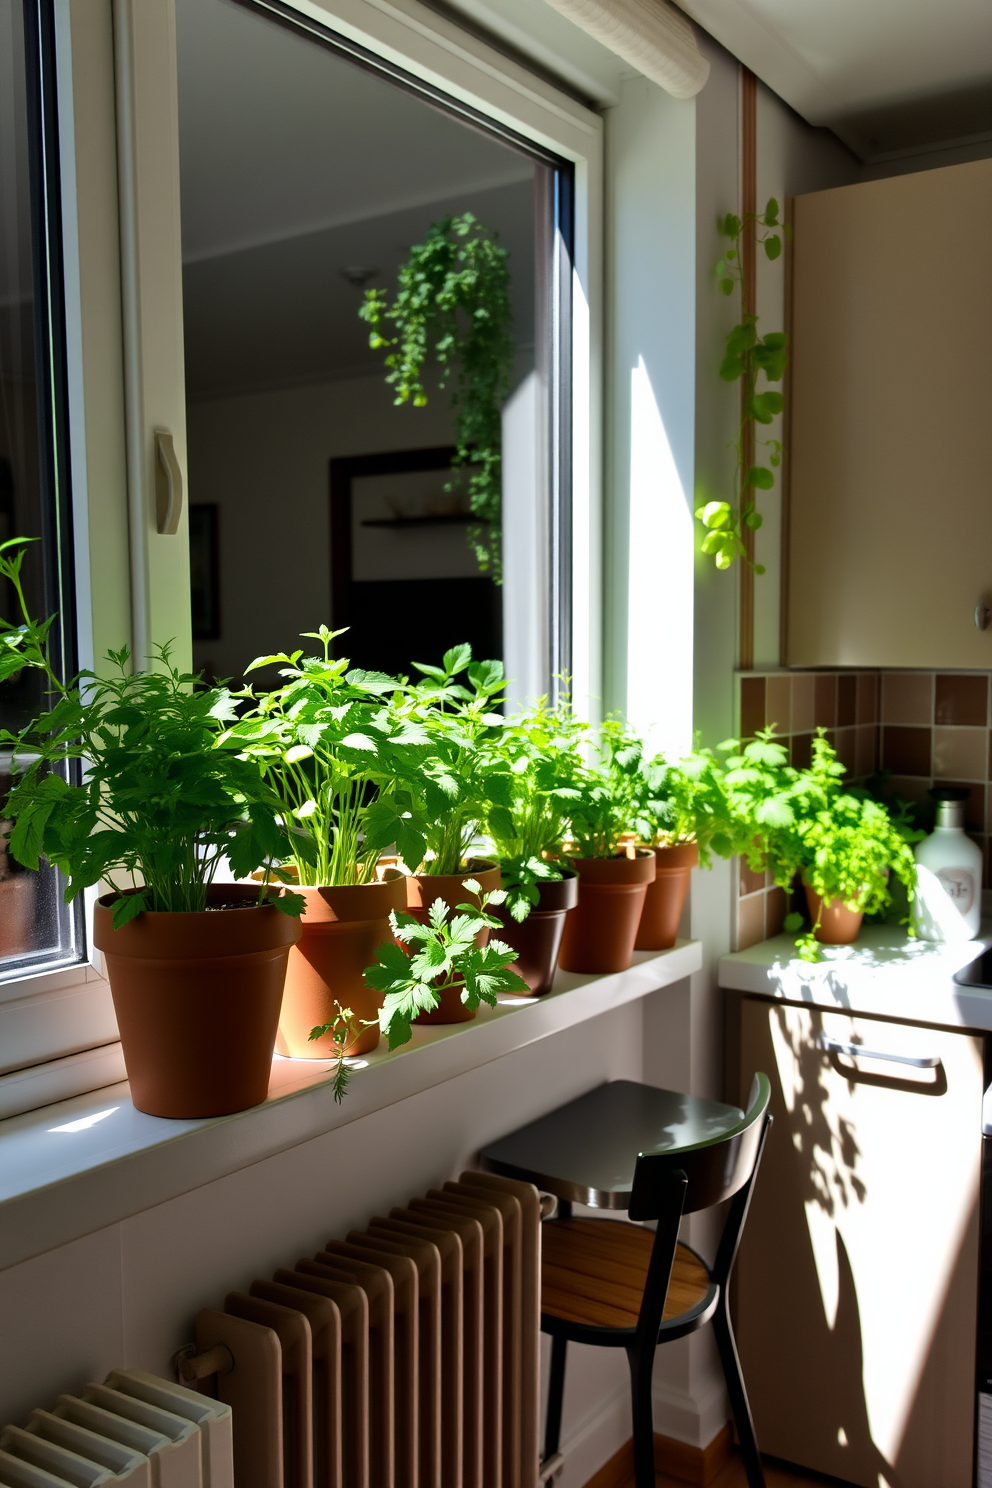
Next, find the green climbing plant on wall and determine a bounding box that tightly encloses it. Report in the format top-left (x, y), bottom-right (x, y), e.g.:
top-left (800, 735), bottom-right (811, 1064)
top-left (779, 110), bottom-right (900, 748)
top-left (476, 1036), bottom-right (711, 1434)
top-left (696, 199), bottom-right (789, 572)
top-left (359, 213), bottom-right (513, 581)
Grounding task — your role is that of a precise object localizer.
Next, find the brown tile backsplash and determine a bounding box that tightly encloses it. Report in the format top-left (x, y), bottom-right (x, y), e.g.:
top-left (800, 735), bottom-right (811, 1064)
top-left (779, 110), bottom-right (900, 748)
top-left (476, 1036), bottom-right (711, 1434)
top-left (732, 666), bottom-right (992, 948)
top-left (935, 672), bottom-right (988, 728)
top-left (882, 725), bottom-right (932, 777)
top-left (881, 671), bottom-right (933, 726)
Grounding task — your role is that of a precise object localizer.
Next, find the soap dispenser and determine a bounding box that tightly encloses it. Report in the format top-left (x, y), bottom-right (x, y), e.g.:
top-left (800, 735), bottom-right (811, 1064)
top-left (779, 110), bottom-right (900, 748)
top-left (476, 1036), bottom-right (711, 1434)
top-left (913, 786), bottom-right (983, 941)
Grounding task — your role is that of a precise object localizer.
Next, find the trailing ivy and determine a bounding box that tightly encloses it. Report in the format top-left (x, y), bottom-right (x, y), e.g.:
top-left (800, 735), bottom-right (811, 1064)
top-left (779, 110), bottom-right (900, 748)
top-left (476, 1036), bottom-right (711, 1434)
top-left (360, 213), bottom-right (513, 579)
top-left (696, 199), bottom-right (789, 572)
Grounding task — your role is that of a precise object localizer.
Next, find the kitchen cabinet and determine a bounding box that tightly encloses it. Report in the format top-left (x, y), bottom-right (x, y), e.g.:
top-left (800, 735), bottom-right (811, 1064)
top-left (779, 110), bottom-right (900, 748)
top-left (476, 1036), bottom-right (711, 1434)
top-left (786, 157), bottom-right (992, 669)
top-left (734, 997), bottom-right (982, 1488)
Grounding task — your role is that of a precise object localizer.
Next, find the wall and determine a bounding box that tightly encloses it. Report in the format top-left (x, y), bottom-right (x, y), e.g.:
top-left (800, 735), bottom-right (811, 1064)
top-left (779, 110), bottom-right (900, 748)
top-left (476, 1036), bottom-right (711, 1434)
top-left (186, 371), bottom-right (455, 682)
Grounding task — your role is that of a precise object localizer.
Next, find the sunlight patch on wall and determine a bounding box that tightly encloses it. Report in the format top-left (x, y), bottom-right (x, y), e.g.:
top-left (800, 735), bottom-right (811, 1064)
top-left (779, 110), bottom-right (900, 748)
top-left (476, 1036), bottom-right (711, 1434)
top-left (625, 357), bottom-right (692, 758)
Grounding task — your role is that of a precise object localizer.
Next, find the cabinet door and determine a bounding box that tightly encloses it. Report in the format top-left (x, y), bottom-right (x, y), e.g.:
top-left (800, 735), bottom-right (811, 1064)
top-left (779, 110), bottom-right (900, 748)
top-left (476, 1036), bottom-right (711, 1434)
top-left (737, 1000), bottom-right (982, 1488)
top-left (786, 158), bottom-right (992, 668)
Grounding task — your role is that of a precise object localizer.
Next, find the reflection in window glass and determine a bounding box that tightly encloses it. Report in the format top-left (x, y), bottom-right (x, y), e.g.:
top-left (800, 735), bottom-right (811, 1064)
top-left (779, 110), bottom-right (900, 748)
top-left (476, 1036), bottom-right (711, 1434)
top-left (176, 0), bottom-right (564, 689)
top-left (0, 0), bottom-right (81, 972)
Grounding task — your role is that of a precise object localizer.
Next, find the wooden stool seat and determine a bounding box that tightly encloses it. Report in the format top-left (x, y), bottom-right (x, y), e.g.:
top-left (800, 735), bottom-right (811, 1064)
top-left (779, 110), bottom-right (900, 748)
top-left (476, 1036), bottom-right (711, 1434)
top-left (542, 1218), bottom-right (712, 1331)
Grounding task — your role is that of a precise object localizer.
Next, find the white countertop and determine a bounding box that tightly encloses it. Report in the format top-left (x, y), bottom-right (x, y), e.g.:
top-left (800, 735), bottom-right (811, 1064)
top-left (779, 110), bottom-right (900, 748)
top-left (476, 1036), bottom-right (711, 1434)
top-left (0, 940), bottom-right (701, 1270)
top-left (719, 924), bottom-right (992, 1031)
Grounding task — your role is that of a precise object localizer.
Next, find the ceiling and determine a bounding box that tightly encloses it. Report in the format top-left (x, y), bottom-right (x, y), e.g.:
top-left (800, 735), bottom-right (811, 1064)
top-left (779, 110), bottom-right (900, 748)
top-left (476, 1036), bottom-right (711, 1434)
top-left (440, 0), bottom-right (992, 162)
top-left (175, 0), bottom-right (536, 397)
top-left (675, 0), bottom-right (992, 159)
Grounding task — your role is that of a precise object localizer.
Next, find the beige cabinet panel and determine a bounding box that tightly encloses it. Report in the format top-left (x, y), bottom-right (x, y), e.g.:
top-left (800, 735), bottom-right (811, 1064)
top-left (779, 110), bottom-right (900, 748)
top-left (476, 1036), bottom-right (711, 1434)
top-left (787, 158), bottom-right (992, 668)
top-left (736, 999), bottom-right (982, 1488)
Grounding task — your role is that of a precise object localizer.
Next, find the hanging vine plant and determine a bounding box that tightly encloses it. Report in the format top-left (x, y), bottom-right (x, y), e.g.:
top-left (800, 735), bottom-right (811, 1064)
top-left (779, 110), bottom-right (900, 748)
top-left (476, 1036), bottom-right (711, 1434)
top-left (696, 199), bottom-right (789, 572)
top-left (359, 213), bottom-right (513, 581)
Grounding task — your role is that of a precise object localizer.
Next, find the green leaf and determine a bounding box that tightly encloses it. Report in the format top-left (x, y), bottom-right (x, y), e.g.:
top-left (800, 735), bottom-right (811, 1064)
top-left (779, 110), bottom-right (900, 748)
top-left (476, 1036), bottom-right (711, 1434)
top-left (745, 466), bottom-right (775, 491)
top-left (441, 643), bottom-right (472, 676)
top-left (764, 235), bottom-right (782, 261)
top-left (719, 352), bottom-right (745, 382)
top-left (111, 892), bottom-right (146, 929)
top-left (783, 912), bottom-right (803, 933)
top-left (698, 501), bottom-right (732, 529)
top-left (719, 279), bottom-right (735, 296)
top-left (749, 391), bottom-right (784, 424)
top-left (763, 198), bottom-right (780, 225)
top-left (744, 510), bottom-right (763, 530)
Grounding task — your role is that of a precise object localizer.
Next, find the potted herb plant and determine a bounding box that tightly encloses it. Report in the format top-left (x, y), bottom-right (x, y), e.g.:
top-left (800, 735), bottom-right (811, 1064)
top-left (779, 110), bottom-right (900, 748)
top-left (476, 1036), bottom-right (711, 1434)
top-left (364, 880), bottom-right (527, 1046)
top-left (1, 613), bottom-right (304, 1119)
top-left (482, 698), bottom-right (582, 995)
top-left (399, 644), bottom-right (512, 1021)
top-left (226, 626), bottom-right (430, 1060)
top-left (556, 717), bottom-right (656, 975)
top-left (721, 730), bottom-right (920, 960)
top-left (633, 747), bottom-right (734, 951)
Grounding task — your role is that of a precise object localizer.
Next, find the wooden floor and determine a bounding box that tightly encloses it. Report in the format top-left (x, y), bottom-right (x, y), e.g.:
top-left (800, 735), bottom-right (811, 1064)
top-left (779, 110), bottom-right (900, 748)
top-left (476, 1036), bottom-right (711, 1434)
top-left (648, 1448), bottom-right (854, 1488)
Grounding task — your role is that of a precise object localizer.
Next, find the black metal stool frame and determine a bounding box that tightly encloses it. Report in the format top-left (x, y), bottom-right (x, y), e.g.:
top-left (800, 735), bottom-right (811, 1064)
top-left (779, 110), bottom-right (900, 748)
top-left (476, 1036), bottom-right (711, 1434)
top-left (540, 1075), bottom-right (772, 1488)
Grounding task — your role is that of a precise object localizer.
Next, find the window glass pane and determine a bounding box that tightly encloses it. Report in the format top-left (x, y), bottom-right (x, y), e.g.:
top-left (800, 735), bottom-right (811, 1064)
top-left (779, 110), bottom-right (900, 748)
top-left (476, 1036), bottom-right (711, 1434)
top-left (0, 0), bottom-right (81, 972)
top-left (176, 0), bottom-right (563, 691)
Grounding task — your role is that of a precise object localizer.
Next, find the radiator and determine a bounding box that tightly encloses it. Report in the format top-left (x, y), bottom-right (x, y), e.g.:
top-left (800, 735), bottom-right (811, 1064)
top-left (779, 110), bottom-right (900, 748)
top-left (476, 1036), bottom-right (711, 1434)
top-left (0, 1369), bottom-right (233, 1488)
top-left (182, 1171), bottom-right (541, 1488)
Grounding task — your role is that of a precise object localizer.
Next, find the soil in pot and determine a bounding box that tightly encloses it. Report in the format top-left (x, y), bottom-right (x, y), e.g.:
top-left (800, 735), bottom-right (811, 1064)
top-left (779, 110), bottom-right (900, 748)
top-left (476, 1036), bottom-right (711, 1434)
top-left (803, 883), bottom-right (864, 945)
top-left (408, 860), bottom-right (501, 1025)
top-left (557, 851), bottom-right (656, 975)
top-left (277, 870), bottom-right (407, 1060)
top-left (492, 870), bottom-right (578, 996)
top-left (93, 883), bottom-right (301, 1119)
top-left (634, 842), bottom-right (698, 951)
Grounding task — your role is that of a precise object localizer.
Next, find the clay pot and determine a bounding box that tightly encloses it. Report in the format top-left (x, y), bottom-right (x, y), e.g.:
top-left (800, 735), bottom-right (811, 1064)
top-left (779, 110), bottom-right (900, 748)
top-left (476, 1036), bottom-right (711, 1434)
top-left (93, 884), bottom-right (301, 1119)
top-left (634, 842), bottom-right (699, 951)
top-left (803, 883), bottom-right (864, 945)
top-left (492, 871), bottom-right (579, 996)
top-left (408, 860), bottom-right (501, 1025)
top-left (557, 851), bottom-right (656, 975)
top-left (277, 871), bottom-right (407, 1059)
top-left (0, 874), bottom-right (34, 958)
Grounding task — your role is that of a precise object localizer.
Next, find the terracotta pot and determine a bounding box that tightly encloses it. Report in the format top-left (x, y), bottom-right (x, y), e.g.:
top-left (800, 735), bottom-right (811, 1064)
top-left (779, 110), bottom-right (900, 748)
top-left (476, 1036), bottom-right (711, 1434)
top-left (634, 842), bottom-right (699, 951)
top-left (277, 870), bottom-right (407, 1059)
top-left (93, 884), bottom-right (301, 1119)
top-left (408, 860), bottom-right (501, 1025)
top-left (803, 882), bottom-right (864, 945)
top-left (0, 874), bottom-right (34, 958)
top-left (492, 871), bottom-right (579, 996)
top-left (557, 851), bottom-right (656, 975)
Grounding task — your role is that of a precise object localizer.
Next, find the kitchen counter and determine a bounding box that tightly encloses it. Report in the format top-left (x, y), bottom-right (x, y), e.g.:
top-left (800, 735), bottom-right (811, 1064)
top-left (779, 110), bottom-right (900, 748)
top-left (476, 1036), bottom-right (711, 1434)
top-left (719, 923), bottom-right (992, 1033)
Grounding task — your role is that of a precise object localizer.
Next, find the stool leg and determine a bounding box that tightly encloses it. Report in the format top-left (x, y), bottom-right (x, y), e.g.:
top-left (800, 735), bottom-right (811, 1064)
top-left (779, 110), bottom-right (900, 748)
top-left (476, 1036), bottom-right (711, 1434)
top-left (543, 1334), bottom-right (568, 1464)
top-left (713, 1292), bottom-right (766, 1488)
top-left (626, 1345), bottom-right (656, 1488)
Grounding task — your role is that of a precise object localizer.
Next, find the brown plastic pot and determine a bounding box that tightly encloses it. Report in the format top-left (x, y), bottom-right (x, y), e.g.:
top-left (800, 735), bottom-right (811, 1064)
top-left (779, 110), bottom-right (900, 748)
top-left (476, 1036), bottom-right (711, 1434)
top-left (557, 850), bottom-right (656, 975)
top-left (492, 871), bottom-right (579, 996)
top-left (634, 842), bottom-right (699, 951)
top-left (93, 884), bottom-right (301, 1119)
top-left (409, 860), bottom-right (501, 1025)
top-left (277, 870), bottom-right (407, 1060)
top-left (803, 883), bottom-right (864, 945)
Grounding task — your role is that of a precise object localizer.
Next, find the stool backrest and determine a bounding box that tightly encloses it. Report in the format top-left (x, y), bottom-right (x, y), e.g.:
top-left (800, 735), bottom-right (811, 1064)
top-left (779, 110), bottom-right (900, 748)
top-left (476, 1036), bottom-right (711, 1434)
top-left (627, 1073), bottom-right (771, 1221)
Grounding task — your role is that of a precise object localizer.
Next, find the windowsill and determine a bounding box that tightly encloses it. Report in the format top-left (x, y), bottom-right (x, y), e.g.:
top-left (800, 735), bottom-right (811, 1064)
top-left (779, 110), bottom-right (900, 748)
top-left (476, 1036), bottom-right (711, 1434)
top-left (0, 940), bottom-right (701, 1270)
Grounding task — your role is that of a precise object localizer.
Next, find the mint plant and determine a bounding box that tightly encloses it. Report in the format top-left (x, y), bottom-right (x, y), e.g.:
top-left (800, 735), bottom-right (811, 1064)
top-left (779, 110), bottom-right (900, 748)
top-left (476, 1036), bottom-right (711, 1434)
top-left (696, 199), bottom-right (788, 572)
top-left (401, 644), bottom-right (512, 876)
top-left (360, 213), bottom-right (512, 578)
top-left (720, 730), bottom-right (920, 960)
top-left (482, 698), bottom-right (585, 920)
top-left (223, 625), bottom-right (430, 886)
top-left (365, 881), bottom-right (527, 1049)
top-left (637, 747), bottom-right (736, 866)
top-left (2, 644), bottom-right (305, 927)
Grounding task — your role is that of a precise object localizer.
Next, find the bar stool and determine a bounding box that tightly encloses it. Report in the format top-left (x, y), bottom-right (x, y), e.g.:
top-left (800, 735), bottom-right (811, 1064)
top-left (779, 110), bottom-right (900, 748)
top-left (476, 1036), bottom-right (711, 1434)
top-left (480, 1076), bottom-right (772, 1488)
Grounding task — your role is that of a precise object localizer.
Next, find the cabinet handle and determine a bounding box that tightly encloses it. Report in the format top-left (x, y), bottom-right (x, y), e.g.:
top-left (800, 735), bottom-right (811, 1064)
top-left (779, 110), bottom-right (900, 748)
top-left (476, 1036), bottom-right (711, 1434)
top-left (818, 1034), bottom-right (941, 1070)
top-left (976, 602), bottom-right (990, 632)
top-left (155, 429), bottom-right (184, 535)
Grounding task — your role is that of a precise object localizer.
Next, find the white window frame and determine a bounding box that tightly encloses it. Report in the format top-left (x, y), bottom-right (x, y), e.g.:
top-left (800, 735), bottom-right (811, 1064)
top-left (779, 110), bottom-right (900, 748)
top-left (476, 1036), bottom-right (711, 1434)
top-left (0, 0), bottom-right (604, 1115)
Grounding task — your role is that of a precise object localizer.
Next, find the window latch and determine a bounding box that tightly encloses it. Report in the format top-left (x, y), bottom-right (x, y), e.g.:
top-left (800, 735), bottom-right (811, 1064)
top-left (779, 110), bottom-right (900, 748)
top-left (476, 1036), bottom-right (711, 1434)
top-left (155, 429), bottom-right (184, 535)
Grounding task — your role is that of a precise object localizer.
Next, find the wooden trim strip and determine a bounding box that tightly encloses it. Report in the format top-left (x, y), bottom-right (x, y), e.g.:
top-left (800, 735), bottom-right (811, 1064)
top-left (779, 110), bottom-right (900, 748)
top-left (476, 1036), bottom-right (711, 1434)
top-left (779, 193), bottom-right (796, 666)
top-left (581, 1425), bottom-right (732, 1488)
top-left (738, 65), bottom-right (757, 671)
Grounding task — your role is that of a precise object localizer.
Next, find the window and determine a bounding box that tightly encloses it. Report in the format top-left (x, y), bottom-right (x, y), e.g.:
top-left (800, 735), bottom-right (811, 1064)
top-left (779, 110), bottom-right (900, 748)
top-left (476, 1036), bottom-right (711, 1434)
top-left (174, 0), bottom-right (573, 703)
top-left (0, 0), bottom-right (82, 978)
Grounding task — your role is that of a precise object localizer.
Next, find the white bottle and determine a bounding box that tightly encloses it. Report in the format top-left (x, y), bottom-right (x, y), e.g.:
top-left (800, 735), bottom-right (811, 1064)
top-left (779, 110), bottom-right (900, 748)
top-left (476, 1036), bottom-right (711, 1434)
top-left (913, 788), bottom-right (983, 941)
